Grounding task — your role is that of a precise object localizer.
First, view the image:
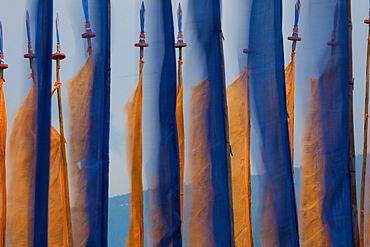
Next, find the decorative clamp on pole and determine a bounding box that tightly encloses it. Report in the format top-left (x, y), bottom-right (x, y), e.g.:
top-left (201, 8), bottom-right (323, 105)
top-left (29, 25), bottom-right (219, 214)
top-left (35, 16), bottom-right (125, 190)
top-left (287, 0), bottom-right (302, 52)
top-left (24, 11), bottom-right (36, 83)
top-left (135, 2), bottom-right (149, 60)
top-left (327, 3), bottom-right (339, 47)
top-left (0, 22), bottom-right (8, 80)
top-left (81, 0), bottom-right (96, 53)
top-left (175, 3), bottom-right (187, 56)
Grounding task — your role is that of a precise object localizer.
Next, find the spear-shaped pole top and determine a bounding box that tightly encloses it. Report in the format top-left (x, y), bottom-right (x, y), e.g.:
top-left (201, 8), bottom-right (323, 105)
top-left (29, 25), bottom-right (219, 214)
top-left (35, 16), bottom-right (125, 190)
top-left (0, 22), bottom-right (8, 69)
top-left (81, 0), bottom-right (96, 40)
top-left (135, 1), bottom-right (148, 48)
top-left (52, 13), bottom-right (66, 60)
top-left (175, 2), bottom-right (187, 48)
top-left (287, 0), bottom-right (301, 52)
top-left (24, 11), bottom-right (36, 59)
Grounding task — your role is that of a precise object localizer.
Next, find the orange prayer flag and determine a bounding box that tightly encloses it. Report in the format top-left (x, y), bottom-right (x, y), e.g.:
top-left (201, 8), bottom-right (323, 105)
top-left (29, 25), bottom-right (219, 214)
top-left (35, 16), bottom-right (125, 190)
top-left (7, 84), bottom-right (37, 246)
top-left (187, 78), bottom-right (215, 247)
top-left (300, 77), bottom-right (328, 246)
top-left (227, 68), bottom-right (253, 247)
top-left (285, 52), bottom-right (295, 167)
top-left (125, 61), bottom-right (144, 247)
top-left (67, 53), bottom-right (94, 246)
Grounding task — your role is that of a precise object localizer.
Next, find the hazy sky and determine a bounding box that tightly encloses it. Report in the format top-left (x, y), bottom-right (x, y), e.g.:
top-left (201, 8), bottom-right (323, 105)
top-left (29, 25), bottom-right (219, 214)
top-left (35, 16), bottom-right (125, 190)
top-left (0, 0), bottom-right (368, 197)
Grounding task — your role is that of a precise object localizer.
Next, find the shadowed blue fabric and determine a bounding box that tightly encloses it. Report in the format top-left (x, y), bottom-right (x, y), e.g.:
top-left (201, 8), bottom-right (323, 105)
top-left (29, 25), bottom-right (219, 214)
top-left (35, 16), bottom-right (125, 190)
top-left (247, 0), bottom-right (299, 245)
top-left (319, 1), bottom-right (353, 245)
top-left (154, 0), bottom-right (181, 245)
top-left (188, 0), bottom-right (234, 246)
top-left (33, 0), bottom-right (53, 245)
top-left (84, 0), bottom-right (110, 246)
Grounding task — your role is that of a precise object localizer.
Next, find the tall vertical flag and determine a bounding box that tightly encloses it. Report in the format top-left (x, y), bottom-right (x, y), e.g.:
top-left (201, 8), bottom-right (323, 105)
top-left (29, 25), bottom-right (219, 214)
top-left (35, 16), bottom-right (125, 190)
top-left (227, 66), bottom-right (253, 247)
top-left (286, 0), bottom-right (301, 168)
top-left (0, 21), bottom-right (8, 247)
top-left (7, 5), bottom-right (54, 245)
top-left (248, 0), bottom-right (299, 245)
top-left (175, 3), bottom-right (186, 231)
top-left (187, 0), bottom-right (234, 246)
top-left (125, 3), bottom-right (147, 246)
top-left (149, 0), bottom-right (181, 245)
top-left (300, 2), bottom-right (354, 246)
top-left (67, 0), bottom-right (110, 245)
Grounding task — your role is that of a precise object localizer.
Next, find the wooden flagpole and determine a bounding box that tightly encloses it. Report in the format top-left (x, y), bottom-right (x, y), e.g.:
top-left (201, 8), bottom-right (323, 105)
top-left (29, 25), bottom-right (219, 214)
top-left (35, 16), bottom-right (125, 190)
top-left (51, 13), bottom-right (74, 247)
top-left (0, 21), bottom-right (8, 247)
top-left (360, 4), bottom-right (370, 247)
top-left (175, 3), bottom-right (186, 234)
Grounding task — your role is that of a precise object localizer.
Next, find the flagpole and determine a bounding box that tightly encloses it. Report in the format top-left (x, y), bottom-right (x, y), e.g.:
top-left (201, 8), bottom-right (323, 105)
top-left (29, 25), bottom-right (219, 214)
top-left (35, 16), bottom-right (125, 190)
top-left (347, 0), bottom-right (359, 245)
top-left (51, 13), bottom-right (74, 247)
top-left (243, 48), bottom-right (254, 247)
top-left (287, 0), bottom-right (301, 171)
top-left (360, 5), bottom-right (370, 247)
top-left (174, 3), bottom-right (186, 232)
top-left (0, 21), bottom-right (8, 247)
top-left (24, 11), bottom-right (36, 84)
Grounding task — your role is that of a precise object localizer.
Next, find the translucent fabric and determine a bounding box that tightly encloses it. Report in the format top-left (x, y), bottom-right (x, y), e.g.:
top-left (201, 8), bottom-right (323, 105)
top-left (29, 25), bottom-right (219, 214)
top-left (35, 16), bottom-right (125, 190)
top-left (65, 0), bottom-right (110, 245)
top-left (188, 78), bottom-right (215, 247)
top-left (298, 1), bottom-right (354, 246)
top-left (186, 0), bottom-right (234, 245)
top-left (7, 85), bottom-right (37, 246)
top-left (227, 68), bottom-right (253, 247)
top-left (125, 61), bottom-right (144, 247)
top-left (285, 52), bottom-right (295, 166)
top-left (248, 0), bottom-right (299, 245)
top-left (48, 126), bottom-right (67, 246)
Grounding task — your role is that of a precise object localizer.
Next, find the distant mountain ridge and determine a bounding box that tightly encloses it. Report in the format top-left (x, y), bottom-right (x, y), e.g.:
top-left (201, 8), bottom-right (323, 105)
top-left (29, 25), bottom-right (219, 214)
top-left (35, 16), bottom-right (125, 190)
top-left (108, 155), bottom-right (363, 246)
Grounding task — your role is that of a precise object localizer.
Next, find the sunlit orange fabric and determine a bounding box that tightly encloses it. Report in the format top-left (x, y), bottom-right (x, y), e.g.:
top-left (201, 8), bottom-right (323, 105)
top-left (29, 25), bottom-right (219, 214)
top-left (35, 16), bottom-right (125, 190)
top-left (176, 74), bottom-right (184, 224)
top-left (227, 68), bottom-right (253, 247)
top-left (48, 125), bottom-right (67, 246)
top-left (7, 84), bottom-right (37, 246)
top-left (285, 52), bottom-right (295, 166)
top-left (67, 53), bottom-right (94, 246)
top-left (300, 77), bottom-right (328, 246)
top-left (125, 61), bottom-right (144, 247)
top-left (188, 78), bottom-right (215, 247)
top-left (0, 79), bottom-right (6, 245)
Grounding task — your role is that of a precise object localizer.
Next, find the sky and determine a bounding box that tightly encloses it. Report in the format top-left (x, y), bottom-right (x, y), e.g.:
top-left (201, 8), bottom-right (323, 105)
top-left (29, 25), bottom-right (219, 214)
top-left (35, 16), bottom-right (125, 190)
top-left (0, 0), bottom-right (368, 197)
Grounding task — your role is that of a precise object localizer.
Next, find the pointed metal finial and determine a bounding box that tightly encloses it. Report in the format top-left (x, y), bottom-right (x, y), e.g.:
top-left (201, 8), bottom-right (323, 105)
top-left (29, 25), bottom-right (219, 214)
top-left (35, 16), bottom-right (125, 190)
top-left (0, 21), bottom-right (8, 69)
top-left (287, 0), bottom-right (301, 52)
top-left (52, 13), bottom-right (66, 60)
top-left (175, 3), bottom-right (187, 48)
top-left (135, 2), bottom-right (148, 49)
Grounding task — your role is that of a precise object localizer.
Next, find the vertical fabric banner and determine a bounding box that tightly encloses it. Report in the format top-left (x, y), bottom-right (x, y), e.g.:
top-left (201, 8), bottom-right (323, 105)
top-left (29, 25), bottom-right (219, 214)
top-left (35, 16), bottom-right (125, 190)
top-left (300, 1), bottom-right (354, 246)
top-left (125, 60), bottom-right (144, 247)
top-left (227, 68), bottom-right (253, 247)
top-left (187, 0), bottom-right (234, 246)
top-left (33, 0), bottom-right (53, 245)
top-left (248, 0), bottom-right (299, 245)
top-left (7, 1), bottom-right (53, 245)
top-left (149, 0), bottom-right (182, 245)
top-left (188, 78), bottom-right (215, 247)
top-left (67, 0), bottom-right (110, 245)
top-left (7, 85), bottom-right (37, 246)
top-left (300, 78), bottom-right (328, 246)
top-left (285, 52), bottom-right (295, 166)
